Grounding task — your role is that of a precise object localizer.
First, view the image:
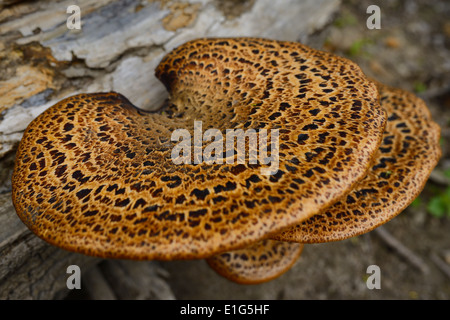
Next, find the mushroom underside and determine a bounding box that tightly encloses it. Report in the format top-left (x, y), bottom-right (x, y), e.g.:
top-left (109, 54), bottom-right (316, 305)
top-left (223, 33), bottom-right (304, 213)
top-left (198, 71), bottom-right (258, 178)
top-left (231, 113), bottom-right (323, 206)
top-left (10, 38), bottom-right (440, 284)
top-left (206, 239), bottom-right (303, 285)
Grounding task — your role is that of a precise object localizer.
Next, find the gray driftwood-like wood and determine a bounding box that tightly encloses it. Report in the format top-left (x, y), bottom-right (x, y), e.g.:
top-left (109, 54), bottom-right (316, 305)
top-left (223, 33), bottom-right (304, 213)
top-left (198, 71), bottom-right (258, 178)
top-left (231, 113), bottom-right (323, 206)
top-left (0, 0), bottom-right (340, 299)
top-left (0, 192), bottom-right (102, 299)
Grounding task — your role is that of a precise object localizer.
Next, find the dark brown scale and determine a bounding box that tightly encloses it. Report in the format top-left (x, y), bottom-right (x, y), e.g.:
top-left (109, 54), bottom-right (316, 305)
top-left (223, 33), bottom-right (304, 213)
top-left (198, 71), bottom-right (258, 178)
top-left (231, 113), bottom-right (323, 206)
top-left (206, 239), bottom-right (303, 284)
top-left (12, 38), bottom-right (385, 260)
top-left (273, 82), bottom-right (441, 243)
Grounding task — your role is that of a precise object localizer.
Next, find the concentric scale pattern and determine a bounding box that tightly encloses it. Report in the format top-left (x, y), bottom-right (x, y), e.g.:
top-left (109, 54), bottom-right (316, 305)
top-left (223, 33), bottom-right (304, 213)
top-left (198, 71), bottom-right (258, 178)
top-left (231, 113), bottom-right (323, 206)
top-left (12, 38), bottom-right (441, 285)
top-left (12, 38), bottom-right (386, 260)
top-left (206, 239), bottom-right (303, 284)
top-left (273, 82), bottom-right (441, 243)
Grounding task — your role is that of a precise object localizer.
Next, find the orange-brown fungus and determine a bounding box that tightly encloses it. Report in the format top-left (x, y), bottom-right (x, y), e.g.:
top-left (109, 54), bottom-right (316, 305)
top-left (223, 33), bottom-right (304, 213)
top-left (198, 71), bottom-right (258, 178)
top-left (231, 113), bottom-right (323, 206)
top-left (207, 239), bottom-right (303, 284)
top-left (12, 38), bottom-right (386, 261)
top-left (273, 82), bottom-right (441, 243)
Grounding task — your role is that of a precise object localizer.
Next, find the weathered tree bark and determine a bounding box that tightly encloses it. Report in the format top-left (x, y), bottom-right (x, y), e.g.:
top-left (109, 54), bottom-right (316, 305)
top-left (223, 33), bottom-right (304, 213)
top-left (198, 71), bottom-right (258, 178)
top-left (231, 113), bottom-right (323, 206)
top-left (0, 0), bottom-right (340, 299)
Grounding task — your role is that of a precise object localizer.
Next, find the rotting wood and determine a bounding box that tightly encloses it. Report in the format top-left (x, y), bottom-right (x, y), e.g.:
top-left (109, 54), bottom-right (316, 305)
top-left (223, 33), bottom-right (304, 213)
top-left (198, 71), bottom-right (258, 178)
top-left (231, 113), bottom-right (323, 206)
top-left (79, 264), bottom-right (117, 300)
top-left (98, 260), bottom-right (176, 300)
top-left (0, 193), bottom-right (102, 299)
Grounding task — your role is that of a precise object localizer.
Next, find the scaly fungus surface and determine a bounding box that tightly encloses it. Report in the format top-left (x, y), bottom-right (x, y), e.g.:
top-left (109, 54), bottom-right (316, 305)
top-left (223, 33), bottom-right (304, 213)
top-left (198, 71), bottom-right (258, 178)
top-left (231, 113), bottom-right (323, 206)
top-left (208, 81), bottom-right (441, 283)
top-left (273, 82), bottom-right (441, 243)
top-left (11, 38), bottom-right (440, 284)
top-left (206, 239), bottom-right (303, 284)
top-left (12, 38), bottom-right (386, 261)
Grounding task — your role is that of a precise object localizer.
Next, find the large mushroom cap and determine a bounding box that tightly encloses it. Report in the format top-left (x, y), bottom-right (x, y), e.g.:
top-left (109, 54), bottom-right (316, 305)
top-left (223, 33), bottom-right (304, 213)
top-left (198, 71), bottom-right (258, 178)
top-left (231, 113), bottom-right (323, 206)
top-left (12, 38), bottom-right (386, 260)
top-left (206, 239), bottom-right (303, 284)
top-left (273, 82), bottom-right (441, 243)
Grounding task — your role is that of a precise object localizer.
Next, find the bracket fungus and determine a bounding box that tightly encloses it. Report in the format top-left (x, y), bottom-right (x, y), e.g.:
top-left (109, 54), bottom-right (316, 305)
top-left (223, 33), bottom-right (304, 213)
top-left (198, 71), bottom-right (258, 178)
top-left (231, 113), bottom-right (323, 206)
top-left (11, 38), bottom-right (440, 284)
top-left (206, 239), bottom-right (303, 285)
top-left (272, 82), bottom-right (442, 244)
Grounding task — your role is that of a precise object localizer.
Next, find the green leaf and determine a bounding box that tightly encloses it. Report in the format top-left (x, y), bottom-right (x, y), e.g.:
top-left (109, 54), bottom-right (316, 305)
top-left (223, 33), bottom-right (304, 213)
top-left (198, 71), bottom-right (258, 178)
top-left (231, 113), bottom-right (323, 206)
top-left (414, 82), bottom-right (427, 94)
top-left (445, 187), bottom-right (450, 199)
top-left (333, 12), bottom-right (357, 28)
top-left (410, 197), bottom-right (422, 208)
top-left (348, 40), bottom-right (365, 56)
top-left (427, 196), bottom-right (447, 218)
